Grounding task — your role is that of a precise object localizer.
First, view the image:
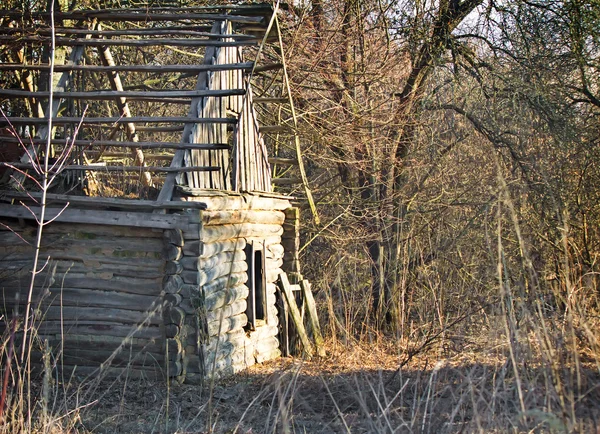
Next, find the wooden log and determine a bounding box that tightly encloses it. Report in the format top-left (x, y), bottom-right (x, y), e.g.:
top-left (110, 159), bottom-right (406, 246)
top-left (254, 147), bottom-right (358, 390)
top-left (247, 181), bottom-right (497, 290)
top-left (266, 243), bottom-right (284, 259)
top-left (162, 274), bottom-right (183, 294)
top-left (199, 238), bottom-right (245, 259)
top-left (51, 365), bottom-right (164, 381)
top-left (206, 299), bottom-right (246, 324)
top-left (255, 348), bottom-right (281, 364)
top-left (301, 280), bottom-right (326, 357)
top-left (201, 272), bottom-right (247, 296)
top-left (165, 261), bottom-right (183, 275)
top-left (34, 324), bottom-right (162, 340)
top-left (163, 229), bottom-right (185, 246)
top-left (164, 306), bottom-right (185, 327)
top-left (39, 306), bottom-right (162, 326)
top-left (207, 313), bottom-right (247, 337)
top-left (278, 273), bottom-right (313, 358)
top-left (165, 324), bottom-right (180, 338)
top-left (164, 293), bottom-right (183, 307)
top-left (0, 206), bottom-right (199, 231)
top-left (163, 244), bottom-right (183, 261)
top-left (182, 240), bottom-right (203, 256)
top-left (180, 250), bottom-right (245, 272)
top-left (33, 348), bottom-right (166, 367)
top-left (177, 192), bottom-right (291, 211)
top-left (204, 284), bottom-right (248, 312)
top-left (181, 260), bottom-right (247, 285)
top-left (7, 274), bottom-right (164, 296)
top-left (201, 210), bottom-right (285, 226)
top-left (1, 288), bottom-right (162, 311)
top-left (200, 223), bottom-right (283, 243)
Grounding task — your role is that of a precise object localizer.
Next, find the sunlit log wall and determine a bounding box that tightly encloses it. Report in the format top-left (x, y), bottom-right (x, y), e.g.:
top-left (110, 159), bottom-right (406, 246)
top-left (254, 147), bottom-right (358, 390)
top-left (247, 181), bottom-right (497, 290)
top-left (172, 191), bottom-right (291, 382)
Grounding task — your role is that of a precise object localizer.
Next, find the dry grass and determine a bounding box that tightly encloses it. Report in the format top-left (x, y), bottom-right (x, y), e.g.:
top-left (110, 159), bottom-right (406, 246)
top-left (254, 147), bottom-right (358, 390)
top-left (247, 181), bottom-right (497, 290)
top-left (2, 326), bottom-right (599, 434)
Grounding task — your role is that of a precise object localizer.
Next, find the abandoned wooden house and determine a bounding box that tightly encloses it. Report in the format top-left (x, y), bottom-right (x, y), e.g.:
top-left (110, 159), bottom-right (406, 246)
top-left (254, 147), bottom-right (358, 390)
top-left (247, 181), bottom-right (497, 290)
top-left (0, 2), bottom-right (323, 382)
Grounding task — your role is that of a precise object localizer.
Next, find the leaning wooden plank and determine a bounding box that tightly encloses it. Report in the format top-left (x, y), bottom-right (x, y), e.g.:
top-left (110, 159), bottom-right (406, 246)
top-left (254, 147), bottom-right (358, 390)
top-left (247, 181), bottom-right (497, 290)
top-left (278, 272), bottom-right (314, 358)
top-left (0, 62), bottom-right (255, 73)
top-left (300, 280), bottom-right (326, 357)
top-left (0, 206), bottom-right (198, 230)
top-left (0, 89), bottom-right (246, 100)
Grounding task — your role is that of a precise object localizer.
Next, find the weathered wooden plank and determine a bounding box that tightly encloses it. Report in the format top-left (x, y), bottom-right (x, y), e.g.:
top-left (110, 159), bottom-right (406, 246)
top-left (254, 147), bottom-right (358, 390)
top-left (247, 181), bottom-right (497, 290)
top-left (0, 206), bottom-right (198, 230)
top-left (278, 272), bottom-right (313, 358)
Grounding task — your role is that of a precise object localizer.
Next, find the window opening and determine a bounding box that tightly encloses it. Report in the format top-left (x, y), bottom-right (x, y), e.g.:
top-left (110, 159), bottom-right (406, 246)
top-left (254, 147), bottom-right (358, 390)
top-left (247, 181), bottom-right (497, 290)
top-left (245, 240), bottom-right (267, 330)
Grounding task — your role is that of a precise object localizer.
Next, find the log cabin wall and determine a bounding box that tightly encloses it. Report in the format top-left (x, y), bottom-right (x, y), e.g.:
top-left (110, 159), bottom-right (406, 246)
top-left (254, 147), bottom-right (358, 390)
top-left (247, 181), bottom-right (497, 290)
top-left (0, 218), bottom-right (169, 378)
top-left (174, 190), bottom-right (292, 381)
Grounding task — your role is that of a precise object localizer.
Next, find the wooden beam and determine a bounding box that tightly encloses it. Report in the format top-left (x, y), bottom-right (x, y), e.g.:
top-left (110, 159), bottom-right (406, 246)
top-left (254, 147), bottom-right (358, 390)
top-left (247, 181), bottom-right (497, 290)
top-left (0, 11), bottom-right (266, 23)
top-left (1, 162), bottom-right (219, 173)
top-left (0, 205), bottom-right (199, 230)
top-left (0, 62), bottom-right (255, 73)
top-left (1, 116), bottom-right (237, 125)
top-left (0, 36), bottom-right (258, 48)
top-left (0, 28), bottom-right (258, 39)
top-left (0, 137), bottom-right (228, 151)
top-left (1, 191), bottom-right (207, 210)
top-left (0, 89), bottom-right (246, 100)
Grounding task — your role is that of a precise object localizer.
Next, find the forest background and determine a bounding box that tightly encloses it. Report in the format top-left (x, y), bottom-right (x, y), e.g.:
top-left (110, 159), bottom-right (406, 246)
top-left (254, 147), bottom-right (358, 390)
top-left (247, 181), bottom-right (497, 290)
top-left (1, 0), bottom-right (600, 432)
